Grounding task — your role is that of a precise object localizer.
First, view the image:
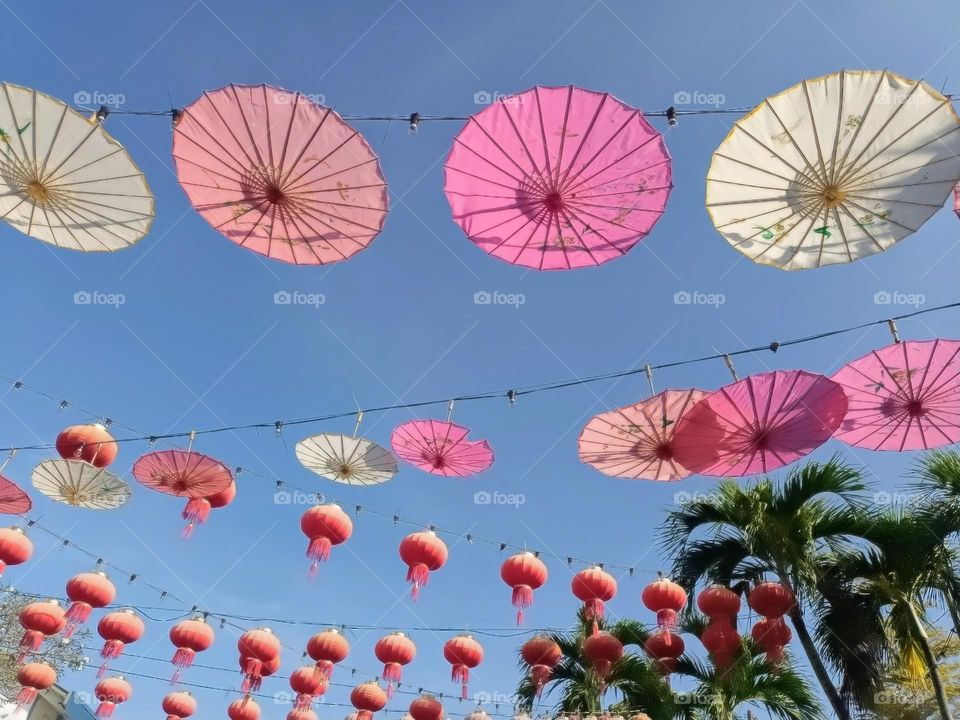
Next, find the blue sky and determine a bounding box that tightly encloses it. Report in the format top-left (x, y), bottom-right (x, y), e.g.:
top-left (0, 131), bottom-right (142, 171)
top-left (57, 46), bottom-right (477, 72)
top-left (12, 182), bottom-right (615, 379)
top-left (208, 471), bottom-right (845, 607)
top-left (2, 1), bottom-right (960, 717)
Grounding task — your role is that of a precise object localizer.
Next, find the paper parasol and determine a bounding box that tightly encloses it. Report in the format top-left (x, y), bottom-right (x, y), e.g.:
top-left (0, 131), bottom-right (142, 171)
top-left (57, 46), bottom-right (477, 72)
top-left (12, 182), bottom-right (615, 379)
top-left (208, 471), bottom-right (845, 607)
top-left (296, 434), bottom-right (398, 486)
top-left (0, 83), bottom-right (154, 250)
top-left (831, 339), bottom-right (960, 451)
top-left (391, 420), bottom-right (493, 477)
top-left (706, 70), bottom-right (960, 269)
top-left (0, 475), bottom-right (31, 514)
top-left (444, 85), bottom-right (672, 270)
top-left (578, 389), bottom-right (709, 481)
top-left (954, 183), bottom-right (959, 220)
top-left (671, 370), bottom-right (848, 476)
top-left (132, 450), bottom-right (233, 498)
top-left (31, 459), bottom-right (131, 510)
top-left (173, 84), bottom-right (388, 265)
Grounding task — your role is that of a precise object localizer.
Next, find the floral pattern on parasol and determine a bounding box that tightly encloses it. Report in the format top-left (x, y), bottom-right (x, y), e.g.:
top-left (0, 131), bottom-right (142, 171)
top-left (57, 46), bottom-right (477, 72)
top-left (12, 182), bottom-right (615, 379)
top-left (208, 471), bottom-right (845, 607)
top-left (391, 420), bottom-right (493, 477)
top-left (296, 434), bottom-right (398, 486)
top-left (31, 460), bottom-right (130, 510)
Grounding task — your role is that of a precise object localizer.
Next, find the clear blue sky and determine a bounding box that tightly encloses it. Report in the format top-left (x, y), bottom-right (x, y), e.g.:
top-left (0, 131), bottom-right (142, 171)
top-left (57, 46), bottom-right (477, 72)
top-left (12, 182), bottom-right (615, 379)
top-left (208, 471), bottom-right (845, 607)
top-left (2, 1), bottom-right (960, 717)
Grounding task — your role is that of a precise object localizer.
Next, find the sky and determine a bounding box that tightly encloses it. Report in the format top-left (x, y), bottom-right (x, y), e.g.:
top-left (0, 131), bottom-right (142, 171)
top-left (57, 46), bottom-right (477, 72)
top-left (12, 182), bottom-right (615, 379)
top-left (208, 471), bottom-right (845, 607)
top-left (1, 1), bottom-right (960, 718)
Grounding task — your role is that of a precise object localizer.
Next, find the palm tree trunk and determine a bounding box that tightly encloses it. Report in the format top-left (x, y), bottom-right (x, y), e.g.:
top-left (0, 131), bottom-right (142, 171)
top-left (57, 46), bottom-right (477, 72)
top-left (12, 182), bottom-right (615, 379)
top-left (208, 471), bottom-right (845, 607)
top-left (787, 604), bottom-right (852, 720)
top-left (905, 602), bottom-right (954, 720)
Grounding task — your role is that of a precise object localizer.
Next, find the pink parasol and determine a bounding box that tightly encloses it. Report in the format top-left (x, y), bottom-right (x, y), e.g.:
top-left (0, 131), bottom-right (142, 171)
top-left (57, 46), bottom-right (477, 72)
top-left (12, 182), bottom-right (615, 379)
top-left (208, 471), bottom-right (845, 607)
top-left (954, 183), bottom-right (960, 220)
top-left (132, 450), bottom-right (234, 523)
top-left (0, 475), bottom-right (31, 515)
top-left (173, 84), bottom-right (388, 265)
top-left (670, 370), bottom-right (848, 477)
top-left (830, 339), bottom-right (960, 451)
top-left (578, 389), bottom-right (708, 481)
top-left (390, 420), bottom-right (493, 477)
top-left (444, 85), bottom-right (672, 270)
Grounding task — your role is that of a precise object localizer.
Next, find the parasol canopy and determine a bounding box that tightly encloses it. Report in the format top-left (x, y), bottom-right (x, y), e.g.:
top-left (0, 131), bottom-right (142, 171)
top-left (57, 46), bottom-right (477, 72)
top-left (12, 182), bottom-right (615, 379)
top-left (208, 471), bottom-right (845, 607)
top-left (132, 450), bottom-right (233, 498)
top-left (706, 70), bottom-right (960, 269)
top-left (391, 420), bottom-right (493, 477)
top-left (670, 370), bottom-right (848, 476)
top-left (578, 389), bottom-right (709, 482)
top-left (831, 339), bottom-right (960, 451)
top-left (954, 183), bottom-right (959, 220)
top-left (296, 434), bottom-right (398, 486)
top-left (31, 459), bottom-right (130, 510)
top-left (0, 475), bottom-right (31, 514)
top-left (444, 85), bottom-right (672, 270)
top-left (0, 83), bottom-right (154, 251)
top-left (173, 84), bottom-right (388, 265)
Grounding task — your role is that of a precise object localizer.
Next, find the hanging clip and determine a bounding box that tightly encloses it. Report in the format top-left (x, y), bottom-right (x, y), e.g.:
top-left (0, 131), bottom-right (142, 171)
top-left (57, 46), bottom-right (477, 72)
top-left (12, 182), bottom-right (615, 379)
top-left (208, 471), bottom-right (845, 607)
top-left (353, 411), bottom-right (364, 438)
top-left (409, 112), bottom-right (421, 135)
top-left (643, 363), bottom-right (655, 396)
top-left (720, 353), bottom-right (740, 381)
top-left (507, 389), bottom-right (517, 407)
top-left (171, 108), bottom-right (182, 127)
top-left (446, 399), bottom-right (455, 421)
top-left (666, 106), bottom-right (678, 127)
top-left (887, 319), bottom-right (901, 344)
top-left (58, 400), bottom-right (68, 411)
top-left (92, 106), bottom-right (109, 124)
top-left (187, 430), bottom-right (196, 451)
top-left (0, 449), bottom-right (16, 473)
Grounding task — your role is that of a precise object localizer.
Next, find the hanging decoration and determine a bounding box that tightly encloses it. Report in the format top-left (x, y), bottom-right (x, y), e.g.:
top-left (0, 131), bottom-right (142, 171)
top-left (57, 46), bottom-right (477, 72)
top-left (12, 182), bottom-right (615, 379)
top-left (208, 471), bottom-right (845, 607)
top-left (696, 585), bottom-right (741, 623)
top-left (444, 634), bottom-right (484, 700)
top-left (0, 475), bottom-right (32, 515)
top-left (31, 459), bottom-right (131, 510)
top-left (748, 581), bottom-right (795, 619)
top-left (289, 665), bottom-right (327, 710)
top-left (97, 608), bottom-right (144, 678)
top-left (300, 503), bottom-right (353, 579)
top-left (64, 569), bottom-right (116, 637)
top-left (56, 424), bottom-right (118, 468)
top-left (238, 627), bottom-right (282, 693)
top-left (296, 428), bottom-right (398, 486)
top-left (306, 627), bottom-right (350, 680)
top-left (578, 389), bottom-right (708, 481)
top-left (15, 662), bottom-right (56, 710)
top-left (444, 84), bottom-right (672, 270)
top-left (399, 530), bottom-right (448, 599)
top-left (173, 84), bottom-right (388, 265)
top-left (169, 616), bottom-right (215, 683)
top-left (571, 565), bottom-right (617, 633)
top-left (182, 479), bottom-right (237, 539)
top-left (287, 710), bottom-right (318, 720)
top-left (17, 598), bottom-right (66, 661)
top-left (350, 681), bottom-right (388, 720)
top-left (644, 630), bottom-right (684, 677)
top-left (409, 694), bottom-right (444, 720)
top-left (0, 526), bottom-right (33, 576)
top-left (520, 635), bottom-right (562, 696)
top-left (751, 617), bottom-right (792, 666)
top-left (228, 697), bottom-right (261, 720)
top-left (671, 370), bottom-right (848, 476)
top-left (582, 630), bottom-right (623, 682)
top-left (0, 83), bottom-right (154, 251)
top-left (94, 675), bottom-right (132, 719)
top-left (500, 551), bottom-right (548, 625)
top-left (162, 690), bottom-right (197, 720)
top-left (391, 420), bottom-right (493, 477)
top-left (374, 631), bottom-right (416, 697)
top-left (831, 338), bottom-right (960, 450)
top-left (641, 574), bottom-right (687, 632)
top-left (705, 70), bottom-right (960, 270)
top-left (700, 616), bottom-right (741, 670)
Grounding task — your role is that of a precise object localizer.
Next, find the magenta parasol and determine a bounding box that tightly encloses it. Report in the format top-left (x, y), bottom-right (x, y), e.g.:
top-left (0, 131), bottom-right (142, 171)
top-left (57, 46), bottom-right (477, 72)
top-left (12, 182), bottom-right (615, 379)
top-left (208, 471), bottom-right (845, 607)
top-left (133, 450), bottom-right (234, 530)
top-left (578, 389), bottom-right (708, 481)
top-left (831, 339), bottom-right (960, 451)
top-left (444, 85), bottom-right (672, 270)
top-left (173, 84), bottom-right (388, 265)
top-left (0, 475), bottom-right (31, 515)
top-left (670, 370), bottom-right (848, 477)
top-left (390, 420), bottom-right (493, 477)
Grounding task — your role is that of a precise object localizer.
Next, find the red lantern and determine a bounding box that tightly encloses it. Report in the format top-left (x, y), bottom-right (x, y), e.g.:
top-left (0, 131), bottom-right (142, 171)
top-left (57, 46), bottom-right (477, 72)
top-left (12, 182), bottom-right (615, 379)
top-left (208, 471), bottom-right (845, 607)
top-left (306, 628), bottom-right (350, 679)
top-left (521, 635), bottom-right (562, 696)
top-left (162, 690), bottom-right (197, 719)
top-left (642, 575), bottom-right (687, 632)
top-left (97, 609), bottom-right (144, 677)
top-left (18, 599), bottom-right (66, 661)
top-left (182, 480), bottom-right (237, 538)
top-left (169, 617), bottom-right (215, 683)
top-left (582, 630), bottom-right (623, 680)
top-left (375, 631), bottom-right (416, 696)
top-left (748, 582), bottom-right (795, 620)
top-left (644, 631), bottom-right (685, 676)
top-left (444, 634), bottom-right (483, 700)
top-left (94, 676), bottom-right (132, 719)
top-left (500, 551), bottom-right (548, 625)
top-left (571, 566), bottom-right (617, 632)
top-left (697, 585), bottom-right (740, 621)
top-left (0, 526), bottom-right (33, 576)
top-left (290, 665), bottom-right (327, 710)
top-left (238, 627), bottom-right (281, 692)
top-left (301, 504), bottom-right (353, 580)
top-left (288, 710), bottom-right (318, 720)
top-left (701, 616), bottom-right (741, 670)
top-left (351, 681), bottom-right (388, 720)
top-left (64, 570), bottom-right (116, 637)
top-left (399, 530), bottom-right (448, 599)
top-left (409, 694), bottom-right (444, 720)
top-left (15, 662), bottom-right (56, 709)
top-left (751, 617), bottom-right (792, 665)
top-left (228, 697), bottom-right (261, 720)
top-left (57, 424), bottom-right (118, 467)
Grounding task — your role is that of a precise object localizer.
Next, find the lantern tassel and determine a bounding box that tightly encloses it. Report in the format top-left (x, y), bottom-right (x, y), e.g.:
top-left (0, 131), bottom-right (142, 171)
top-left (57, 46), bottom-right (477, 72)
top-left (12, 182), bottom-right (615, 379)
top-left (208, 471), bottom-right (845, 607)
top-left (314, 659), bottom-right (334, 680)
top-left (452, 664), bottom-right (470, 700)
top-left (97, 662), bottom-right (110, 679)
top-left (512, 584), bottom-right (533, 626)
top-left (101, 640), bottom-right (125, 660)
top-left (383, 662), bottom-right (402, 697)
top-left (307, 537), bottom-right (332, 580)
top-left (766, 645), bottom-right (786, 667)
top-left (242, 657), bottom-right (264, 693)
top-left (16, 687), bottom-right (38, 709)
top-left (295, 693), bottom-right (314, 711)
top-left (64, 601), bottom-right (93, 638)
top-left (656, 608), bottom-right (678, 631)
top-left (95, 701), bottom-right (116, 719)
top-left (18, 630), bottom-right (44, 662)
top-left (407, 562), bottom-right (430, 600)
top-left (531, 665), bottom-right (551, 697)
top-left (0, 560), bottom-right (7, 577)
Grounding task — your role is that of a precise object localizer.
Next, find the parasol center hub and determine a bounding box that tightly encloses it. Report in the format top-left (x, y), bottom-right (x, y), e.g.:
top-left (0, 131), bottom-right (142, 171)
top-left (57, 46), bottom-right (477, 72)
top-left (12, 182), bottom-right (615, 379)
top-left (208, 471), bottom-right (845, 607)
top-left (264, 184), bottom-right (286, 205)
top-left (906, 400), bottom-right (925, 416)
top-left (654, 442), bottom-right (674, 461)
top-left (543, 192), bottom-right (564, 212)
top-left (821, 185), bottom-right (846, 208)
top-left (25, 180), bottom-right (50, 204)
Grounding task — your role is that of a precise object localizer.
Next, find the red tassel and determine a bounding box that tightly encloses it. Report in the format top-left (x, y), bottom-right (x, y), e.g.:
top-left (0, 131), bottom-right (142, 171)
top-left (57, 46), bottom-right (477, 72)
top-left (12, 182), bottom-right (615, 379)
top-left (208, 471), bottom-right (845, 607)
top-left (182, 497), bottom-right (211, 525)
top-left (657, 608), bottom-right (678, 631)
top-left (96, 701), bottom-right (116, 719)
top-left (97, 662), bottom-right (110, 679)
top-left (172, 647), bottom-right (196, 669)
top-left (766, 645), bottom-right (785, 666)
top-left (407, 562), bottom-right (429, 600)
top-left (383, 662), bottom-right (402, 698)
top-left (16, 687), bottom-right (38, 708)
top-left (531, 665), bottom-right (551, 697)
top-left (358, 712), bottom-right (373, 720)
top-left (0, 560), bottom-right (7, 577)
top-left (585, 598), bottom-right (605, 621)
top-left (452, 664), bottom-right (469, 700)
top-left (64, 602), bottom-right (93, 638)
top-left (18, 630), bottom-right (43, 662)
top-left (512, 584), bottom-right (533, 626)
top-left (295, 693), bottom-right (313, 710)
top-left (314, 660), bottom-right (333, 680)
top-left (101, 640), bottom-right (125, 660)
top-left (242, 657), bottom-right (263, 693)
top-left (307, 537), bottom-right (332, 581)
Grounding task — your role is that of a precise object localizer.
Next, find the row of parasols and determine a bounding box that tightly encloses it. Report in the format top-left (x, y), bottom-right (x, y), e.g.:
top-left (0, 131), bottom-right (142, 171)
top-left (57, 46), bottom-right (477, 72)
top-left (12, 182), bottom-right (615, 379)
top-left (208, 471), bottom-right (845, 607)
top-left (2, 70), bottom-right (960, 271)
top-left (7, 560), bottom-right (795, 720)
top-left (0, 337), bottom-right (954, 524)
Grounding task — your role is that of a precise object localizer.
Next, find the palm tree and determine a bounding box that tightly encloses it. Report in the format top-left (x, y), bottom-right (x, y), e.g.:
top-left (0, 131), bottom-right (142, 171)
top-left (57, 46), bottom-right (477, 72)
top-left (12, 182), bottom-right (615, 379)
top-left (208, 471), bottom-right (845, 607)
top-left (659, 457), bottom-right (878, 720)
top-left (513, 612), bottom-right (823, 720)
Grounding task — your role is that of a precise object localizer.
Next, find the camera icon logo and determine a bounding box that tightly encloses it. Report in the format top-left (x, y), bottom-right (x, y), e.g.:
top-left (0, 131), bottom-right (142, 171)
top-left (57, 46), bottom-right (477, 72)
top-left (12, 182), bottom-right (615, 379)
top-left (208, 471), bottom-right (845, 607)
top-left (673, 290), bottom-right (692, 305)
top-left (274, 291), bottom-right (292, 305)
top-left (474, 91), bottom-right (493, 105)
top-left (473, 491), bottom-right (492, 505)
top-left (74, 291), bottom-right (92, 305)
top-left (474, 291), bottom-right (492, 305)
